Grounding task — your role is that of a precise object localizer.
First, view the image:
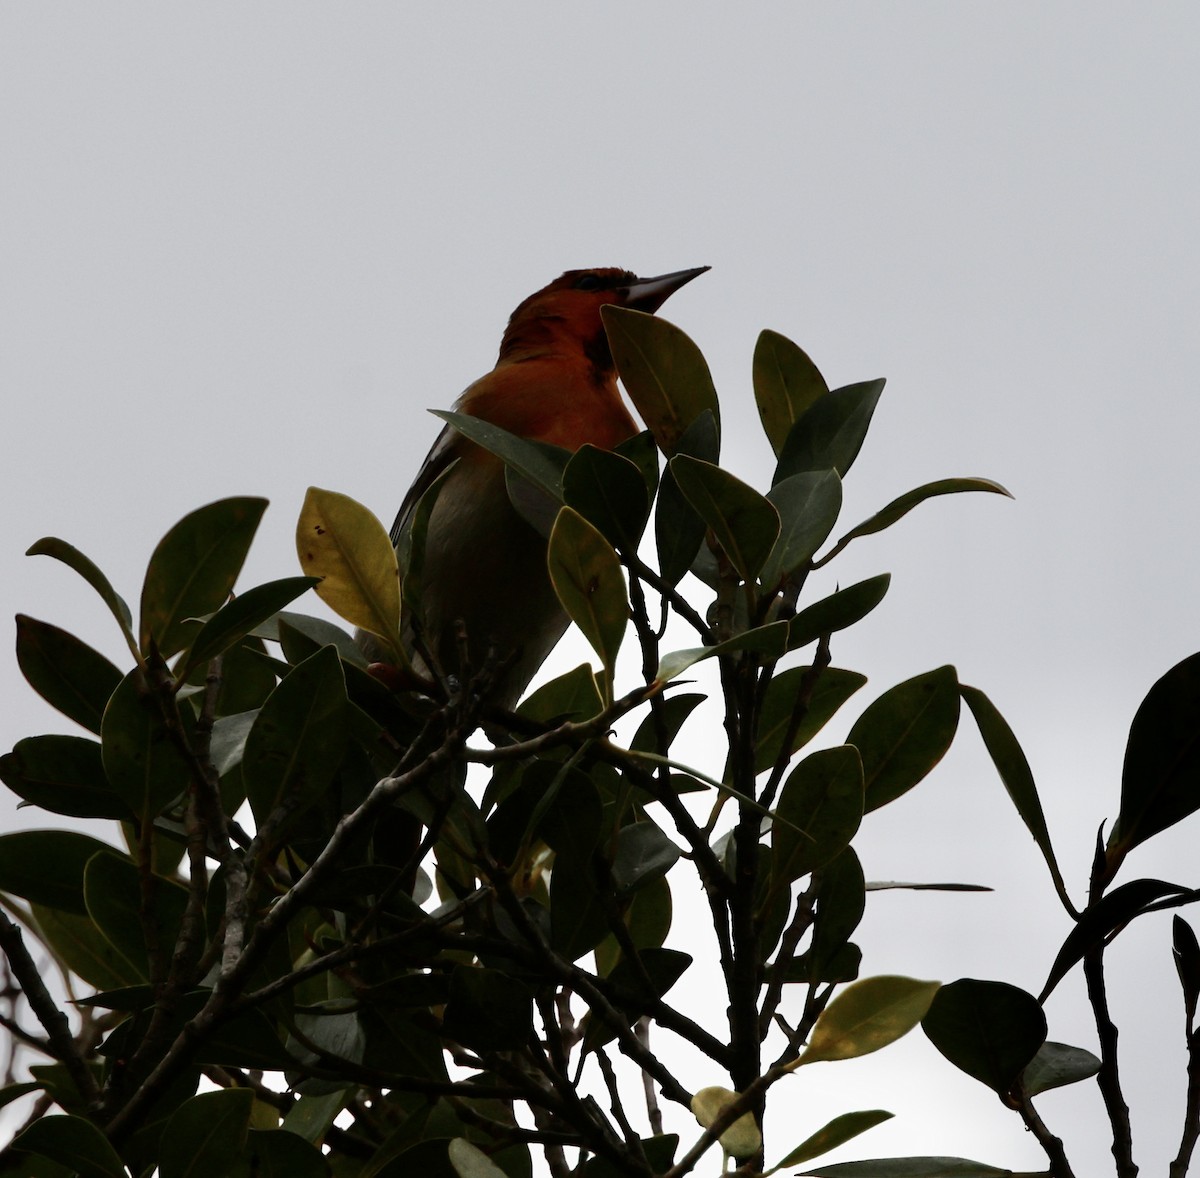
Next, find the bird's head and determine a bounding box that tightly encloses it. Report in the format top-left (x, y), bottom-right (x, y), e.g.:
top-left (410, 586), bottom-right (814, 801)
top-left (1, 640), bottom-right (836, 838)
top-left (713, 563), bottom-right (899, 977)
top-left (498, 266), bottom-right (709, 368)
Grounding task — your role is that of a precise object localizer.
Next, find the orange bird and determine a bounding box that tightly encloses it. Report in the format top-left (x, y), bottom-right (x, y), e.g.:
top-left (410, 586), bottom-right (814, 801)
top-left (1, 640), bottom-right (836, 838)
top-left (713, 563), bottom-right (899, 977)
top-left (371, 266), bottom-right (707, 708)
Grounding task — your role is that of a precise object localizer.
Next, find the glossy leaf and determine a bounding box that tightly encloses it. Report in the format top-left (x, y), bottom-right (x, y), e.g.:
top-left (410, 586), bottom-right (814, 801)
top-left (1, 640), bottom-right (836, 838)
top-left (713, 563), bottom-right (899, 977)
top-left (788, 576), bottom-right (891, 651)
top-left (817, 478), bottom-right (1013, 566)
top-left (295, 487), bottom-right (401, 656)
top-left (14, 615), bottom-right (121, 734)
top-left (799, 1160), bottom-right (1013, 1178)
top-left (657, 621), bottom-right (790, 683)
top-left (759, 471), bottom-right (843, 587)
top-left (670, 455), bottom-right (780, 582)
top-left (26, 536), bottom-right (135, 643)
top-left (159, 1088), bottom-right (254, 1178)
top-left (602, 305), bottom-right (720, 455)
top-left (848, 666), bottom-right (960, 812)
top-left (516, 663), bottom-right (603, 725)
top-left (923, 979), bottom-right (1046, 1094)
top-left (431, 409), bottom-right (568, 500)
top-left (101, 668), bottom-right (194, 817)
top-left (630, 692), bottom-right (706, 755)
top-left (789, 975), bottom-right (940, 1068)
top-left (690, 1086), bottom-right (761, 1160)
top-left (0, 830), bottom-right (116, 914)
top-left (547, 507), bottom-right (627, 694)
top-left (140, 497), bottom-right (267, 659)
top-left (180, 575), bottom-right (318, 679)
top-left (563, 443), bottom-right (650, 550)
top-left (611, 821), bottom-right (681, 893)
top-left (772, 746), bottom-right (864, 883)
top-left (272, 612), bottom-right (366, 667)
top-left (1174, 915), bottom-right (1200, 1028)
top-left (0, 736), bottom-right (131, 821)
top-left (756, 667), bottom-right (867, 773)
top-left (1021, 1041), bottom-right (1101, 1096)
top-left (244, 645), bottom-right (347, 835)
top-left (961, 684), bottom-right (1073, 914)
top-left (774, 379), bottom-right (885, 484)
top-left (1111, 651), bottom-right (1200, 856)
top-left (769, 1109), bottom-right (893, 1171)
top-left (11, 1114), bottom-right (126, 1178)
top-left (753, 329), bottom-right (829, 457)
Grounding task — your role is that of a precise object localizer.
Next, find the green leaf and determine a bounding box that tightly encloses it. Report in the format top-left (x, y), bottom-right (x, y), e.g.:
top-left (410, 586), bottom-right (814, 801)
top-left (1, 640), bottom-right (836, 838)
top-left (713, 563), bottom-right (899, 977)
top-left (15, 615), bottom-right (122, 734)
top-left (690, 1086), bottom-right (761, 1159)
top-left (756, 667), bottom-right (868, 773)
top-left (614, 430), bottom-right (661, 497)
top-left (399, 459), bottom-right (457, 624)
top-left (159, 1088), bottom-right (254, 1178)
top-left (922, 979), bottom-right (1046, 1094)
top-left (562, 443), bottom-right (650, 551)
top-left (799, 1160), bottom-right (1013, 1178)
top-left (669, 455), bottom-right (780, 582)
top-left (789, 975), bottom-right (940, 1068)
top-left (771, 746), bottom-right (864, 883)
top-left (961, 685), bottom-right (1073, 914)
top-left (101, 668), bottom-right (194, 817)
top-left (1110, 651), bottom-right (1200, 856)
top-left (1174, 916), bottom-right (1200, 1028)
top-left (442, 966), bottom-right (532, 1052)
top-left (654, 414), bottom-right (718, 586)
top-left (547, 507), bottom-right (627, 696)
top-left (848, 666), bottom-right (960, 812)
top-left (581, 1135), bottom-right (678, 1178)
top-left (431, 409), bottom-right (568, 500)
top-left (656, 621), bottom-right (790, 683)
top-left (0, 1082), bottom-right (39, 1111)
top-left (295, 487), bottom-right (402, 657)
top-left (0, 736), bottom-right (131, 821)
top-left (180, 576), bottom-right (319, 679)
top-left (11, 1114), bottom-right (127, 1178)
top-left (550, 845), bottom-right (609, 963)
top-left (753, 329), bottom-right (829, 457)
top-left (789, 848), bottom-right (867, 983)
top-left (601, 305), bottom-right (720, 456)
top-left (448, 1138), bottom-right (508, 1178)
top-left (244, 645), bottom-right (348, 836)
top-left (231, 1129), bottom-right (331, 1178)
top-left (0, 830), bottom-right (115, 914)
top-left (611, 821), bottom-right (681, 893)
top-left (759, 471), bottom-right (843, 587)
top-left (1021, 1041), bottom-right (1101, 1096)
top-left (30, 903), bottom-right (140, 990)
top-left (516, 663), bottom-right (603, 725)
top-left (140, 497), bottom-right (267, 659)
top-left (768, 1109), bottom-right (893, 1171)
top-left (774, 379), bottom-right (885, 484)
top-left (788, 576), bottom-right (891, 651)
top-left (26, 536), bottom-right (135, 645)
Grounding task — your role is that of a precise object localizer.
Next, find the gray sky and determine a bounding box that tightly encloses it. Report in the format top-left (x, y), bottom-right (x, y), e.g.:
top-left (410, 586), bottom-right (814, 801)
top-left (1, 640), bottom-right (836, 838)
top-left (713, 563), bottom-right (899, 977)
top-left (2, 5), bottom-right (1198, 1172)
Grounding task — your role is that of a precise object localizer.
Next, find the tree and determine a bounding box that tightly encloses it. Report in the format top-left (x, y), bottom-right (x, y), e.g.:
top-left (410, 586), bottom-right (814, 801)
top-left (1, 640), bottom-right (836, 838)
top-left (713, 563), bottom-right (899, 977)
top-left (0, 310), bottom-right (1196, 1177)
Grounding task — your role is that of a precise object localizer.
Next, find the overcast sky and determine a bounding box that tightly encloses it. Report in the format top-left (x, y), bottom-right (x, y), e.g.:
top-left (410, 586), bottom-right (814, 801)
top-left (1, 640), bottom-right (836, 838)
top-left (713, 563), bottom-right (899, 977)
top-left (2, 5), bottom-right (1198, 1173)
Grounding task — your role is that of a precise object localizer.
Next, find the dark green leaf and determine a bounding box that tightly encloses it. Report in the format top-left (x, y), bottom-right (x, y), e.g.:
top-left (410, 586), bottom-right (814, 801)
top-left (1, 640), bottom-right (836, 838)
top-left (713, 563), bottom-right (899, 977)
top-left (611, 821), bottom-right (681, 893)
top-left (788, 576), bottom-right (891, 651)
top-left (601, 305), bottom-right (720, 455)
top-left (849, 666), bottom-right (960, 812)
top-left (0, 1082), bottom-right (39, 1111)
top-left (15, 615), bottom-right (122, 734)
top-left (774, 379), bottom-right (885, 484)
top-left (759, 471), bottom-right (843, 587)
top-left (864, 881), bottom-right (991, 892)
top-left (30, 903), bottom-right (139, 990)
top-left (231, 1129), bottom-right (331, 1178)
top-left (516, 664), bottom-right (603, 725)
top-left (789, 848), bottom-right (866, 983)
top-left (159, 1088), bottom-right (254, 1178)
top-left (140, 497), bottom-right (268, 659)
top-left (1021, 1041), bottom-right (1101, 1096)
top-left (360, 1006), bottom-right (450, 1082)
top-left (752, 329), bottom-right (829, 457)
top-left (448, 1138), bottom-right (507, 1178)
top-left (25, 536), bottom-right (135, 642)
top-left (653, 415), bottom-right (716, 586)
top-left (0, 736), bottom-right (131, 820)
top-left (399, 459), bottom-right (457, 622)
top-left (771, 1109), bottom-right (892, 1169)
top-left (550, 848), bottom-right (608, 962)
top-left (563, 444), bottom-right (650, 551)
top-left (442, 966), bottom-right (533, 1051)
top-left (630, 693), bottom-right (705, 756)
top-left (584, 948), bottom-right (692, 1052)
top-left (772, 746), bottom-right (864, 883)
top-left (613, 430), bottom-right (661, 497)
top-left (756, 666), bottom-right (868, 773)
top-left (0, 830), bottom-right (115, 914)
top-left (582, 1135), bottom-right (678, 1178)
top-left (657, 622), bottom-right (790, 683)
top-left (431, 410), bottom-right (567, 500)
top-left (923, 979), bottom-right (1046, 1094)
top-left (1174, 916), bottom-right (1200, 1027)
top-left (11, 1114), bottom-right (126, 1178)
top-left (799, 1160), bottom-right (1013, 1178)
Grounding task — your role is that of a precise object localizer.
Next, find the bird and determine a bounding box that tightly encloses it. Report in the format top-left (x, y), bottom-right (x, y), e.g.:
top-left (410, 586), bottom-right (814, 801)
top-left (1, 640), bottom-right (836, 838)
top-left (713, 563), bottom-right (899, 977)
top-left (361, 265), bottom-right (708, 710)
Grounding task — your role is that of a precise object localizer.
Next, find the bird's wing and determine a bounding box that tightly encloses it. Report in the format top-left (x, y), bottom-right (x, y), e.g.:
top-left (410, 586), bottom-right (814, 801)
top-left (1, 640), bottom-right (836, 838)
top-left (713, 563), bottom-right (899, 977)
top-left (389, 423), bottom-right (464, 547)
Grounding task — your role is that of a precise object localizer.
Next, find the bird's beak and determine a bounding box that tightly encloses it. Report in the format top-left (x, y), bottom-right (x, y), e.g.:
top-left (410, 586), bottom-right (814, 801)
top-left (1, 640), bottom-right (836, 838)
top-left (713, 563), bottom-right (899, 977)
top-left (620, 266), bottom-right (710, 313)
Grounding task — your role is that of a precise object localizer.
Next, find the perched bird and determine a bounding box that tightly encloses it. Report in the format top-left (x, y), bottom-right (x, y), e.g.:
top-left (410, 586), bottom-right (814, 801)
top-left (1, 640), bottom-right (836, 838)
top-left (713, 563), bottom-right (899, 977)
top-left (365, 266), bottom-right (708, 709)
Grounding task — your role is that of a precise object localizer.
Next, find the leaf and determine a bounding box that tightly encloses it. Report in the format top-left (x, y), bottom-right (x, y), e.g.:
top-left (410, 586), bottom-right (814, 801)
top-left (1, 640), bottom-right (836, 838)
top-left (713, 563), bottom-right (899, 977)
top-left (399, 459), bottom-right (457, 623)
top-left (753, 329), bottom-right (829, 457)
top-left (611, 821), bottom-right (681, 893)
top-left (244, 646), bottom-right (348, 836)
top-left (159, 1088), bottom-right (254, 1178)
top-left (230, 1129), bottom-right (331, 1178)
top-left (0, 830), bottom-right (116, 914)
top-left (799, 1160), bottom-right (1013, 1178)
top-left (602, 305), bottom-right (720, 455)
top-left (771, 746), bottom-right (864, 883)
top-left (756, 667), bottom-right (868, 773)
top-left (30, 904), bottom-right (140, 990)
top-left (516, 663), bottom-right (604, 725)
top-left (788, 576), bottom-right (891, 651)
top-left (547, 507), bottom-right (627, 696)
top-left (0, 736), bottom-right (131, 820)
top-left (272, 613), bottom-right (367, 668)
top-left (101, 668), bottom-right (195, 817)
top-left (1021, 1041), bottom-right (1101, 1096)
top-left (1111, 651), bottom-right (1200, 856)
top-left (656, 622), bottom-right (790, 683)
top-left (11, 1114), bottom-right (127, 1178)
top-left (630, 692), bottom-right (706, 755)
top-left (1040, 877), bottom-right (1193, 1000)
top-left (961, 685), bottom-right (1074, 914)
top-left (690, 1086), bottom-right (761, 1160)
top-left (848, 666), bottom-right (960, 812)
top-left (922, 979), bottom-right (1046, 1094)
top-left (864, 881), bottom-right (991, 893)
top-left (14, 615), bottom-right (122, 734)
top-left (295, 487), bottom-right (401, 655)
top-left (448, 1138), bottom-right (508, 1178)
top-left (789, 848), bottom-right (867, 983)
top-left (1174, 915), bottom-right (1200, 1028)
top-left (442, 966), bottom-right (533, 1052)
top-left (180, 576), bottom-right (319, 679)
top-left (654, 416), bottom-right (717, 586)
top-left (759, 471), bottom-right (843, 587)
top-left (562, 443), bottom-right (651, 551)
top-left (140, 497), bottom-right (267, 659)
top-left (669, 455), bottom-right (780, 582)
top-left (431, 410), bottom-right (568, 500)
top-left (26, 536), bottom-right (135, 644)
top-left (817, 478), bottom-right (1013, 565)
top-left (768, 1110), bottom-right (893, 1171)
top-left (774, 379), bottom-right (885, 484)
top-left (789, 975), bottom-right (940, 1068)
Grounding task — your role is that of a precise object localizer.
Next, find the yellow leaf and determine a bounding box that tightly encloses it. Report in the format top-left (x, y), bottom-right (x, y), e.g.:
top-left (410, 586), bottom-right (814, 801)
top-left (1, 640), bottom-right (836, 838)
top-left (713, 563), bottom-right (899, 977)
top-left (690, 1085), bottom-right (762, 1159)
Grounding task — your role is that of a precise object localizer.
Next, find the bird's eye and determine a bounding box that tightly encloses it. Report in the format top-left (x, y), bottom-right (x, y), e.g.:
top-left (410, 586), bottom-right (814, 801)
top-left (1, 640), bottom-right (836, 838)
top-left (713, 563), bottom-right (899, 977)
top-left (574, 274), bottom-right (603, 291)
